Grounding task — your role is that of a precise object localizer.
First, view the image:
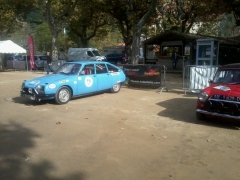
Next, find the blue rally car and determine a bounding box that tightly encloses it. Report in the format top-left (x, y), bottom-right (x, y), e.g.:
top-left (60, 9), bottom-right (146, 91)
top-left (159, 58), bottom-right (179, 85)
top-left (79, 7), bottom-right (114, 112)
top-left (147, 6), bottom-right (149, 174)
top-left (20, 61), bottom-right (126, 104)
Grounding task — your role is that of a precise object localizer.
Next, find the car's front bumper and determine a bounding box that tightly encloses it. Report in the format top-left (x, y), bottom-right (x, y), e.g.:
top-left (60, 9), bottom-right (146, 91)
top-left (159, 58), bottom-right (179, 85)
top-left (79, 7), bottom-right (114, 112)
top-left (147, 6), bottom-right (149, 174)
top-left (196, 109), bottom-right (240, 120)
top-left (20, 91), bottom-right (55, 102)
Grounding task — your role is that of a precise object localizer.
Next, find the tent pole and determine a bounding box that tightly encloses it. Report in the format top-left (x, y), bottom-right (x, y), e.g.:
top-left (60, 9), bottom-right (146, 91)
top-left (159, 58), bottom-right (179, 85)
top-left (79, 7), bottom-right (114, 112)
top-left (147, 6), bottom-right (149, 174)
top-left (26, 54), bottom-right (28, 71)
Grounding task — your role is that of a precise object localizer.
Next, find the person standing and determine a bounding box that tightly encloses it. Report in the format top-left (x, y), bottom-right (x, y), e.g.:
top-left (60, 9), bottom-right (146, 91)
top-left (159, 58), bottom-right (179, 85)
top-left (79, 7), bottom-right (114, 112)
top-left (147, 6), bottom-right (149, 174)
top-left (46, 51), bottom-right (54, 75)
top-left (171, 48), bottom-right (179, 70)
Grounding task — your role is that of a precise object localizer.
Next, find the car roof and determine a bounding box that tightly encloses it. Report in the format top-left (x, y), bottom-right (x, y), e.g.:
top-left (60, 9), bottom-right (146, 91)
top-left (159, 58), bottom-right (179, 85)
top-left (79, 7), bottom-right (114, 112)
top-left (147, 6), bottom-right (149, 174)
top-left (66, 61), bottom-right (111, 64)
top-left (107, 53), bottom-right (125, 55)
top-left (219, 63), bottom-right (240, 69)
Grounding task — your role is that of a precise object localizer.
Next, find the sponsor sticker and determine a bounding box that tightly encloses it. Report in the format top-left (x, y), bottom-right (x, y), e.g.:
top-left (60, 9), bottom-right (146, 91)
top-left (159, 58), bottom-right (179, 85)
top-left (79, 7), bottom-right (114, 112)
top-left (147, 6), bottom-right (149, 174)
top-left (59, 79), bottom-right (69, 84)
top-left (49, 84), bottom-right (56, 89)
top-left (85, 77), bottom-right (93, 87)
top-left (30, 80), bottom-right (40, 85)
top-left (213, 85), bottom-right (231, 91)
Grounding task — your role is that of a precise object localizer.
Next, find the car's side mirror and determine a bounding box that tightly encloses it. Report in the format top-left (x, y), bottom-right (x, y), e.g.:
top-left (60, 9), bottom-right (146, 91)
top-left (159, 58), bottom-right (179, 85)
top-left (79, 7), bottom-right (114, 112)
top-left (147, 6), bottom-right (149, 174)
top-left (209, 79), bottom-right (213, 84)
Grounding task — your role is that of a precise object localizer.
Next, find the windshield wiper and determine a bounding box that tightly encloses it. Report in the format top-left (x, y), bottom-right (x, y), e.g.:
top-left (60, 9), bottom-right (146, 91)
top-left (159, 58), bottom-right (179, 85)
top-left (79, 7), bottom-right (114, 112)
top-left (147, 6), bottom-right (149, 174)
top-left (228, 82), bottom-right (240, 85)
top-left (58, 72), bottom-right (68, 75)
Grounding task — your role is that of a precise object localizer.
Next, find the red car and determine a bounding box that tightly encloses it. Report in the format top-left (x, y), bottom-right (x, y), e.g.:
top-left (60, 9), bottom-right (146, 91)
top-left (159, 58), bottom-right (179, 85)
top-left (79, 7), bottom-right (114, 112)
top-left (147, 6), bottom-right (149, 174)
top-left (196, 63), bottom-right (240, 121)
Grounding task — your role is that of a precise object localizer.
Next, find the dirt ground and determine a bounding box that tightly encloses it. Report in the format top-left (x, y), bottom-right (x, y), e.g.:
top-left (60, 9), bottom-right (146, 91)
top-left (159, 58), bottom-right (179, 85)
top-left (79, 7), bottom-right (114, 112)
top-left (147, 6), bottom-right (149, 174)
top-left (0, 71), bottom-right (240, 180)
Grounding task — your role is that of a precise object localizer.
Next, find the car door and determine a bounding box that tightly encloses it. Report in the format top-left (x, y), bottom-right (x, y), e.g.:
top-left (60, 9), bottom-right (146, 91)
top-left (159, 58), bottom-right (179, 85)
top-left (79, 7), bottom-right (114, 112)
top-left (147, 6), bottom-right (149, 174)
top-left (95, 63), bottom-right (113, 91)
top-left (77, 63), bottom-right (97, 95)
top-left (106, 64), bottom-right (121, 86)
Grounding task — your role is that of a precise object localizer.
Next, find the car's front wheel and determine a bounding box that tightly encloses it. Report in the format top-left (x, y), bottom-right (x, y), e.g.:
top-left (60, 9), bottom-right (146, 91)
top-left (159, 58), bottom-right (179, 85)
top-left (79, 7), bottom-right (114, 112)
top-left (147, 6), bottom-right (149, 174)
top-left (110, 83), bottom-right (121, 93)
top-left (55, 86), bottom-right (71, 104)
top-left (196, 112), bottom-right (206, 120)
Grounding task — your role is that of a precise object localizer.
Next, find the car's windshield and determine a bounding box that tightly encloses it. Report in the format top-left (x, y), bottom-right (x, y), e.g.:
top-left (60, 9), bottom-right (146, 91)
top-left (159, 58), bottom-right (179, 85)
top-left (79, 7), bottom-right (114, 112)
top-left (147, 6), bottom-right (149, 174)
top-left (92, 50), bottom-right (101, 56)
top-left (213, 69), bottom-right (240, 84)
top-left (55, 63), bottom-right (82, 75)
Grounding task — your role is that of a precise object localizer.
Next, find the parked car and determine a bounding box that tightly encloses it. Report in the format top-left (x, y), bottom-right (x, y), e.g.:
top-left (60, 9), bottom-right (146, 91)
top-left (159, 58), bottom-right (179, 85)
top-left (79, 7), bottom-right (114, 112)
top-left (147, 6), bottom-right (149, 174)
top-left (196, 63), bottom-right (240, 121)
top-left (19, 55), bottom-right (51, 70)
top-left (20, 61), bottom-right (126, 104)
top-left (106, 53), bottom-right (128, 64)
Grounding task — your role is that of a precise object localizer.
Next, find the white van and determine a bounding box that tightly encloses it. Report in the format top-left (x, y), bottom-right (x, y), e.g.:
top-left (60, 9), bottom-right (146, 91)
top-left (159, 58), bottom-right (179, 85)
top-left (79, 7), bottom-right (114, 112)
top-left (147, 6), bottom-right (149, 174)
top-left (68, 48), bottom-right (106, 61)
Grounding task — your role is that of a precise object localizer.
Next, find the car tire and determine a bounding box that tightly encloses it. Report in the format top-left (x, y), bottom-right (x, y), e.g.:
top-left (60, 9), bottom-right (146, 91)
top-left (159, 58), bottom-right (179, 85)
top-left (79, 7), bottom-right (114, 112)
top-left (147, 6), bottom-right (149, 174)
top-left (110, 83), bottom-right (121, 93)
top-left (55, 86), bottom-right (71, 104)
top-left (196, 112), bottom-right (206, 121)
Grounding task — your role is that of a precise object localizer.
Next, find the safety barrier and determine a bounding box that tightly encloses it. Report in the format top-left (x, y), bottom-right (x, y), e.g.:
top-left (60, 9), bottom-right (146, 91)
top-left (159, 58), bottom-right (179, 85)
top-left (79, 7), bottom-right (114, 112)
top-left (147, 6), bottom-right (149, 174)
top-left (5, 60), bottom-right (66, 71)
top-left (182, 65), bottom-right (218, 95)
top-left (120, 64), bottom-right (168, 92)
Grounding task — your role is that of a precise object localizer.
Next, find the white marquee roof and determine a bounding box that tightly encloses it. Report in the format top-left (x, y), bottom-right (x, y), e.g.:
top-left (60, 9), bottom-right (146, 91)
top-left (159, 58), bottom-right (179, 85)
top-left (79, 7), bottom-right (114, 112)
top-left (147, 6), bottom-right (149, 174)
top-left (0, 40), bottom-right (26, 53)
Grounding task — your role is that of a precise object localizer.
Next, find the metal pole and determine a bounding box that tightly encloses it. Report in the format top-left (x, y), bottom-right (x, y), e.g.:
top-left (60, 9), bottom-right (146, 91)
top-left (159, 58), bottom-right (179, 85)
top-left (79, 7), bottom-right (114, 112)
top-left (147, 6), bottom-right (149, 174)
top-left (25, 53), bottom-right (28, 71)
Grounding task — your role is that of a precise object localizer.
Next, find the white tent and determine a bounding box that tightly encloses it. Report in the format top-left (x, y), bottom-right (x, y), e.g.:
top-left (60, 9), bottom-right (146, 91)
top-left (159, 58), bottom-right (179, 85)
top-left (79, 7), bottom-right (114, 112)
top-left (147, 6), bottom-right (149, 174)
top-left (0, 40), bottom-right (26, 53)
top-left (0, 40), bottom-right (28, 71)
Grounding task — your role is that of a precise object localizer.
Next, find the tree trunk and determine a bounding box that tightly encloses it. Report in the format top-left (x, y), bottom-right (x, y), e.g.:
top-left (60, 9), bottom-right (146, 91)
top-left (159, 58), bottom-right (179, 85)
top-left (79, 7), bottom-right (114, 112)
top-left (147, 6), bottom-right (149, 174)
top-left (131, 0), bottom-right (159, 64)
top-left (51, 30), bottom-right (59, 60)
top-left (131, 25), bottom-right (141, 65)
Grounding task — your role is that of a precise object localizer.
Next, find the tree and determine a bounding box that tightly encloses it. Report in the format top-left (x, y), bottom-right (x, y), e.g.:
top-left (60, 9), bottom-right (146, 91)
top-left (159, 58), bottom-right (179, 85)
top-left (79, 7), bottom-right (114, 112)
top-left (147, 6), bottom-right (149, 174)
top-left (45, 0), bottom-right (78, 59)
top-left (131, 0), bottom-right (159, 64)
top-left (158, 0), bottom-right (234, 33)
top-left (68, 0), bottom-right (110, 48)
top-left (101, 0), bottom-right (156, 61)
top-left (34, 23), bottom-right (51, 52)
top-left (0, 0), bottom-right (37, 39)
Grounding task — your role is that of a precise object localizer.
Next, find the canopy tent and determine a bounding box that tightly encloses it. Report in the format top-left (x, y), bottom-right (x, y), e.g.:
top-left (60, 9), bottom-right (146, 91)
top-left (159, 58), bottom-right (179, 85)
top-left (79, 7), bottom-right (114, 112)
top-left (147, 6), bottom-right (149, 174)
top-left (0, 40), bottom-right (28, 71)
top-left (0, 40), bottom-right (26, 53)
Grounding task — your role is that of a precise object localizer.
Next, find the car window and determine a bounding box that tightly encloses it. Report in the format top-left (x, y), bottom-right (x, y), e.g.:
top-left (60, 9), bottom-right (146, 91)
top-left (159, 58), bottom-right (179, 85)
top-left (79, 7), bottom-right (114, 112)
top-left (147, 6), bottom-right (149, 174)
top-left (38, 56), bottom-right (49, 60)
top-left (71, 64), bottom-right (81, 75)
top-left (87, 51), bottom-right (94, 57)
top-left (92, 50), bottom-right (101, 56)
top-left (213, 69), bottom-right (240, 83)
top-left (56, 63), bottom-right (80, 75)
top-left (106, 64), bottom-right (120, 73)
top-left (80, 64), bottom-right (95, 75)
top-left (96, 64), bottom-right (108, 74)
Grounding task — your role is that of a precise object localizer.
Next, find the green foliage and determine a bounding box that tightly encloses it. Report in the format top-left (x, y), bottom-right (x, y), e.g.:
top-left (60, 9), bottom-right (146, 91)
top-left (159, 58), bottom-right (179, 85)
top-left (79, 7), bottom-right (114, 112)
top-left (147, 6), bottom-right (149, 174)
top-left (33, 23), bottom-right (51, 52)
top-left (158, 0), bottom-right (234, 33)
top-left (2, 0), bottom-right (239, 58)
top-left (68, 0), bottom-right (111, 48)
top-left (0, 0), bottom-right (38, 38)
top-left (25, 7), bottom-right (44, 28)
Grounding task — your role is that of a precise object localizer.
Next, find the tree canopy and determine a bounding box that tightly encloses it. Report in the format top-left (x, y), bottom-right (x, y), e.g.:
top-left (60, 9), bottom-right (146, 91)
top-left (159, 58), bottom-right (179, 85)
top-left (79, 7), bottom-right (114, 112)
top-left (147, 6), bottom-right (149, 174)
top-left (1, 0), bottom-right (239, 61)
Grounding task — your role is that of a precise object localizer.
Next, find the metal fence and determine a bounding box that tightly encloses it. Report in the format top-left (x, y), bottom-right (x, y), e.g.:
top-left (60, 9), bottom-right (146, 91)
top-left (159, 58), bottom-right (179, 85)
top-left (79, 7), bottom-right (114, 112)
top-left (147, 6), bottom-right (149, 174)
top-left (5, 60), bottom-right (66, 71)
top-left (183, 65), bottom-right (218, 95)
top-left (158, 65), bottom-right (168, 93)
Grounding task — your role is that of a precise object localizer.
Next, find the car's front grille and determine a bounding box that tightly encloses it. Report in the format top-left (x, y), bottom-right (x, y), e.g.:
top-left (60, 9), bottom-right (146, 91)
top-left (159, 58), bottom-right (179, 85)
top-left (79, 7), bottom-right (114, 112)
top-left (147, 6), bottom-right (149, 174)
top-left (22, 87), bottom-right (37, 95)
top-left (205, 99), bottom-right (240, 117)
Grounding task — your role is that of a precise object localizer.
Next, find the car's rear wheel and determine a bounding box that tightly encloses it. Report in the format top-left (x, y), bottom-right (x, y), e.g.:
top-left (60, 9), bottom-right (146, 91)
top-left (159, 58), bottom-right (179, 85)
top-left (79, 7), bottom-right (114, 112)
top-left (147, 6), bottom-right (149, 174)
top-left (55, 86), bottom-right (71, 104)
top-left (196, 112), bottom-right (206, 120)
top-left (110, 83), bottom-right (121, 93)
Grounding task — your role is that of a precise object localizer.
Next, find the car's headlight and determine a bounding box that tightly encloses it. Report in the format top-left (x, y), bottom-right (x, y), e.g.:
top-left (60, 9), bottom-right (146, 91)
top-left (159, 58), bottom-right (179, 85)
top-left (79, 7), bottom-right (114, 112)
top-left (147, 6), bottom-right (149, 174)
top-left (35, 85), bottom-right (45, 94)
top-left (198, 92), bottom-right (209, 102)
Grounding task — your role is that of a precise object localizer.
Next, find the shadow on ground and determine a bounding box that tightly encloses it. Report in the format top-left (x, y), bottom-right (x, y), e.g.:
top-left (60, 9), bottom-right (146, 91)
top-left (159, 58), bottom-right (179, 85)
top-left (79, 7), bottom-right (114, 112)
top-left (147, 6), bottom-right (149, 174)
top-left (12, 97), bottom-right (55, 106)
top-left (0, 122), bottom-right (85, 180)
top-left (156, 98), bottom-right (240, 130)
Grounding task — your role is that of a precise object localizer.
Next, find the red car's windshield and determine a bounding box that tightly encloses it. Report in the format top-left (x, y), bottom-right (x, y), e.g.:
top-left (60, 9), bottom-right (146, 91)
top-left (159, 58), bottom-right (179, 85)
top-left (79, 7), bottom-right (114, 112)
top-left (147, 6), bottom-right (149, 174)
top-left (213, 69), bottom-right (240, 84)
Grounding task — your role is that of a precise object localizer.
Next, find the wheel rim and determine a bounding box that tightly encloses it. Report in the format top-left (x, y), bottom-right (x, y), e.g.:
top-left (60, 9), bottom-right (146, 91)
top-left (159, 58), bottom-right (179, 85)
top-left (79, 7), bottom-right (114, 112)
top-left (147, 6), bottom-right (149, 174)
top-left (59, 89), bottom-right (70, 102)
top-left (113, 83), bottom-right (120, 91)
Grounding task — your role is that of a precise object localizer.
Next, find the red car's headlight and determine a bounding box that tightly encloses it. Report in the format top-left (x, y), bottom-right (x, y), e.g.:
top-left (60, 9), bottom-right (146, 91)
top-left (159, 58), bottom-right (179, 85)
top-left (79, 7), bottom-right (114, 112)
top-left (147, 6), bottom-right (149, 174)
top-left (198, 92), bottom-right (209, 102)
